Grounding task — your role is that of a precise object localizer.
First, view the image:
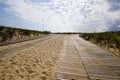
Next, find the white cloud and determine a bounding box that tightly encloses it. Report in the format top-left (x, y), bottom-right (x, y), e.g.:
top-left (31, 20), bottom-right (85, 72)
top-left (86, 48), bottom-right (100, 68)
top-left (0, 0), bottom-right (120, 32)
top-left (118, 25), bottom-right (120, 27)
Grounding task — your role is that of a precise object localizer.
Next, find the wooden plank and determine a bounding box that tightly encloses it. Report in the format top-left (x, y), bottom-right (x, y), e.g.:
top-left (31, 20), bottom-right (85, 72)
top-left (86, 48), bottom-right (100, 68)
top-left (55, 35), bottom-right (120, 80)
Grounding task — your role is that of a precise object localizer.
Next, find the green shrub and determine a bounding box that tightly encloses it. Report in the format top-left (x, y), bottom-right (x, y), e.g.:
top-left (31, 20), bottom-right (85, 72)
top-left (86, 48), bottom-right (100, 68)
top-left (0, 26), bottom-right (51, 42)
top-left (80, 31), bottom-right (120, 57)
top-left (0, 31), bottom-right (9, 42)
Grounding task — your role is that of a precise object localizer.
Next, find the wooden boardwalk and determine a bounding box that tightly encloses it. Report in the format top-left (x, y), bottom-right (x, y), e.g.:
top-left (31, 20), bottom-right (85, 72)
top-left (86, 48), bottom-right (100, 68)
top-left (54, 35), bottom-right (120, 80)
top-left (0, 35), bottom-right (56, 57)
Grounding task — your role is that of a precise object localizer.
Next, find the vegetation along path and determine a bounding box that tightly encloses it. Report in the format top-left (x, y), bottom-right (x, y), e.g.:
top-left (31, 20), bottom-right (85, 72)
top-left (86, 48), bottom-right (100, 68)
top-left (55, 35), bottom-right (120, 80)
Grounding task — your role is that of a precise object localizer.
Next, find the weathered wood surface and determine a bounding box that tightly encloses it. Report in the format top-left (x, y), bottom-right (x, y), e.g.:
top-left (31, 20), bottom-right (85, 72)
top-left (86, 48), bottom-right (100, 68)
top-left (0, 35), bottom-right (57, 57)
top-left (55, 35), bottom-right (120, 80)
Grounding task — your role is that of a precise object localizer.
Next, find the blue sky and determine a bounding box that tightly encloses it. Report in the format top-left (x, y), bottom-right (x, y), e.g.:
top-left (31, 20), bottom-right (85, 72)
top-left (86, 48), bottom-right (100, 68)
top-left (0, 0), bottom-right (120, 32)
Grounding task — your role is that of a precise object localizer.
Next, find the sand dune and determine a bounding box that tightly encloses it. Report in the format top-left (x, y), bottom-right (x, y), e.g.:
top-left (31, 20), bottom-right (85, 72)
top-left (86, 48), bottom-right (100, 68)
top-left (0, 36), bottom-right (64, 80)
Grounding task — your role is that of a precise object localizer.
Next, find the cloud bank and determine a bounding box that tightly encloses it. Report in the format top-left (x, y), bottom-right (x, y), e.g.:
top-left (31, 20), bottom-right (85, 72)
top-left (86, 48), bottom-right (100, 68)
top-left (0, 0), bottom-right (120, 32)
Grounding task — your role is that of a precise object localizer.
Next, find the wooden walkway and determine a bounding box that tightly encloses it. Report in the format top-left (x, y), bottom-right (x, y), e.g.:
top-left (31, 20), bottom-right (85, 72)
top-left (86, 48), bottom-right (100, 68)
top-left (54, 35), bottom-right (120, 80)
top-left (0, 35), bottom-right (56, 57)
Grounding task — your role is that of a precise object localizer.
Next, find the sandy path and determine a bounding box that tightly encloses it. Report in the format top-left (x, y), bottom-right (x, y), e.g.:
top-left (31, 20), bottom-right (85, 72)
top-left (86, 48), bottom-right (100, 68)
top-left (55, 35), bottom-right (120, 80)
top-left (0, 35), bottom-right (64, 80)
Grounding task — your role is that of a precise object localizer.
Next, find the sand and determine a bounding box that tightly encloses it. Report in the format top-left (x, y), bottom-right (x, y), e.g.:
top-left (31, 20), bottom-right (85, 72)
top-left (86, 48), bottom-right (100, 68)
top-left (0, 35), bottom-right (64, 80)
top-left (0, 36), bottom-right (46, 51)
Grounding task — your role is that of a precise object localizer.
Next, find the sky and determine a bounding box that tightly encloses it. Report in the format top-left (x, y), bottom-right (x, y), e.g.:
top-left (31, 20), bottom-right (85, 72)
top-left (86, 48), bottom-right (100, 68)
top-left (0, 0), bottom-right (120, 32)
